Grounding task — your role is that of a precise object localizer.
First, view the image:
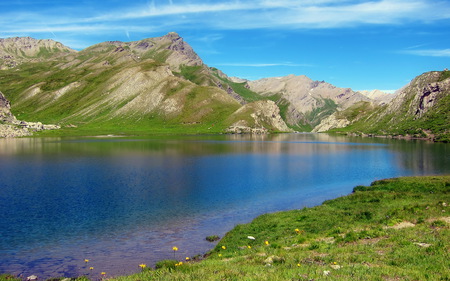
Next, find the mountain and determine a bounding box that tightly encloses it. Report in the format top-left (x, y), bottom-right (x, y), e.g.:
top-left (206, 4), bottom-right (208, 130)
top-left (0, 33), bottom-right (291, 135)
top-left (1, 34), bottom-right (448, 140)
top-left (0, 37), bottom-right (76, 69)
top-left (247, 75), bottom-right (371, 130)
top-left (358, 89), bottom-right (396, 105)
top-left (316, 71), bottom-right (450, 142)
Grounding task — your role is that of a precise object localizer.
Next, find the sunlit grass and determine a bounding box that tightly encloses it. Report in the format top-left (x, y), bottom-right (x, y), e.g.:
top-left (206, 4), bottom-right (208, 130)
top-left (1, 176), bottom-right (448, 281)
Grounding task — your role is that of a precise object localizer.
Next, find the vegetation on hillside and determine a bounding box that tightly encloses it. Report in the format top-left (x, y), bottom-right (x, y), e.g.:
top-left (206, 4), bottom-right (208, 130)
top-left (330, 71), bottom-right (450, 142)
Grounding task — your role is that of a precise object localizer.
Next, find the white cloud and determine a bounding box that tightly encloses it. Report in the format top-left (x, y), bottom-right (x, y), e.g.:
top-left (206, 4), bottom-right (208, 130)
top-left (2, 0), bottom-right (450, 37)
top-left (403, 49), bottom-right (450, 57)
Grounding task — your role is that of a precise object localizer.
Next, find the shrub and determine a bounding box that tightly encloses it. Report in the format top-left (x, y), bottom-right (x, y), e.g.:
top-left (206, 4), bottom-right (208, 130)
top-left (205, 235), bottom-right (220, 242)
top-left (155, 259), bottom-right (179, 270)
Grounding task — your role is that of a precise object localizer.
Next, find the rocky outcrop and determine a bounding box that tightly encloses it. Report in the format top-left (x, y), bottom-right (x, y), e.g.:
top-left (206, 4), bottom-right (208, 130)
top-left (0, 91), bottom-right (15, 122)
top-left (323, 71), bottom-right (450, 141)
top-left (226, 100), bottom-right (292, 134)
top-left (0, 91), bottom-right (60, 138)
top-left (312, 114), bottom-right (351, 132)
top-left (382, 71), bottom-right (449, 122)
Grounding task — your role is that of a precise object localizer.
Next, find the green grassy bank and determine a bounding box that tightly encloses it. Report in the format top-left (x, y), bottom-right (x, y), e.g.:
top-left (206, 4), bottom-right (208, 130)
top-left (2, 176), bottom-right (449, 280)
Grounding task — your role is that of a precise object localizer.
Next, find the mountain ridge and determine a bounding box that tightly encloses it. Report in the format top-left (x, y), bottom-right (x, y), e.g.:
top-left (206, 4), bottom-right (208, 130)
top-left (0, 33), bottom-right (448, 140)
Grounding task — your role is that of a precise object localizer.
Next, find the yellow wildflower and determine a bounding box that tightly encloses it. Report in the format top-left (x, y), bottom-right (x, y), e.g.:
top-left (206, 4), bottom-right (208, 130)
top-left (84, 259), bottom-right (89, 263)
top-left (172, 246), bottom-right (178, 251)
top-left (247, 245), bottom-right (251, 249)
top-left (139, 264), bottom-right (146, 269)
top-left (101, 272), bottom-right (106, 276)
top-left (297, 263), bottom-right (301, 267)
top-left (221, 245), bottom-right (226, 250)
top-left (89, 267), bottom-right (94, 270)
top-left (218, 254), bottom-right (222, 257)
top-left (185, 257), bottom-right (190, 261)
top-left (264, 240), bottom-right (269, 245)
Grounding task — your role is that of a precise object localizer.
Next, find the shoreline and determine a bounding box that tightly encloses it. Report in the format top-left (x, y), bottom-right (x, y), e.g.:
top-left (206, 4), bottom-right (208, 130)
top-left (2, 175), bottom-right (449, 281)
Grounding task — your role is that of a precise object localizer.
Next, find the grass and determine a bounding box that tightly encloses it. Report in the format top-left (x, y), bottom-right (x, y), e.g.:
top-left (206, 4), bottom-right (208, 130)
top-left (332, 71), bottom-right (450, 142)
top-left (3, 176), bottom-right (447, 281)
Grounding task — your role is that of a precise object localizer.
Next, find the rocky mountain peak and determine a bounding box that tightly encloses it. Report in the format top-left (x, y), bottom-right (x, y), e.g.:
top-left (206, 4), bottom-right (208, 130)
top-left (248, 74), bottom-right (369, 114)
top-left (156, 32), bottom-right (203, 71)
top-left (358, 89), bottom-right (396, 105)
top-left (0, 37), bottom-right (76, 69)
top-left (84, 33), bottom-right (203, 71)
top-left (0, 37), bottom-right (75, 56)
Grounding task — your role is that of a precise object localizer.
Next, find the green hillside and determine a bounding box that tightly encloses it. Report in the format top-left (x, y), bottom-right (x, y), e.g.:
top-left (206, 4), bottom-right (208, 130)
top-left (0, 35), bottom-right (291, 136)
top-left (330, 71), bottom-right (450, 142)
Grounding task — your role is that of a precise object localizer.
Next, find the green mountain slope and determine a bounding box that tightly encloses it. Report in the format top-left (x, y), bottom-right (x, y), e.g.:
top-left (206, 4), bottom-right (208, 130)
top-left (0, 33), bottom-right (291, 136)
top-left (327, 71), bottom-right (450, 142)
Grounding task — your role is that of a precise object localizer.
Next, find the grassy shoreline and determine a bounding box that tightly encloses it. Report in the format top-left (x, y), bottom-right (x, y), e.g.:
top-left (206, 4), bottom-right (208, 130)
top-left (2, 175), bottom-right (449, 280)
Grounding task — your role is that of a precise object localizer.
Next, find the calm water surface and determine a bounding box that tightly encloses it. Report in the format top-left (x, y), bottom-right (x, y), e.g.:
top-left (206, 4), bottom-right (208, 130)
top-left (0, 133), bottom-right (449, 278)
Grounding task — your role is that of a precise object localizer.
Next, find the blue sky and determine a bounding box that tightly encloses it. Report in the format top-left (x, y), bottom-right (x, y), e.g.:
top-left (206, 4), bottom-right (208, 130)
top-left (1, 0), bottom-right (450, 91)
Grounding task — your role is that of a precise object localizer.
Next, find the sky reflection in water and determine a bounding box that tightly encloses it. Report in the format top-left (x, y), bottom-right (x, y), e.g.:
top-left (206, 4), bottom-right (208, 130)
top-left (0, 133), bottom-right (448, 278)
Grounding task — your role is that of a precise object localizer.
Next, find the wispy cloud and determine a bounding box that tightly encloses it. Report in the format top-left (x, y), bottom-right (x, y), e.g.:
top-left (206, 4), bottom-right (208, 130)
top-left (403, 49), bottom-right (450, 57)
top-left (2, 0), bottom-right (450, 36)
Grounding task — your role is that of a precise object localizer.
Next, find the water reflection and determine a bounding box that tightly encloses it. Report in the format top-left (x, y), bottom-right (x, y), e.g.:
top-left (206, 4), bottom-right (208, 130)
top-left (0, 133), bottom-right (448, 279)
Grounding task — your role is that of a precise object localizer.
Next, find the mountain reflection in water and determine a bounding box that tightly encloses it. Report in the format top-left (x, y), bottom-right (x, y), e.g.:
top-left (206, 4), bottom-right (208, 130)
top-left (0, 133), bottom-right (448, 279)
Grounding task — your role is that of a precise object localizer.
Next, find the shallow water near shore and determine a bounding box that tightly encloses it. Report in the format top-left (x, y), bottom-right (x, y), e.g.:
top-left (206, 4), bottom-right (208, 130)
top-left (0, 133), bottom-right (449, 279)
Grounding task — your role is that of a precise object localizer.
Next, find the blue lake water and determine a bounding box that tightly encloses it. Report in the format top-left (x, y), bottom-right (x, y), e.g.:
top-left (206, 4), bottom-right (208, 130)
top-left (0, 133), bottom-right (449, 279)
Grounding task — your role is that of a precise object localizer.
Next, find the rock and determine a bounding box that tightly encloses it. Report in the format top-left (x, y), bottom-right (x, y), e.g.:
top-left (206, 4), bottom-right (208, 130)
top-left (0, 91), bottom-right (16, 123)
top-left (226, 100), bottom-right (292, 133)
top-left (312, 113), bottom-right (351, 132)
top-left (331, 264), bottom-right (342, 270)
top-left (26, 275), bottom-right (38, 281)
top-left (0, 91), bottom-right (60, 138)
top-left (263, 255), bottom-right (285, 266)
top-left (414, 242), bottom-right (431, 248)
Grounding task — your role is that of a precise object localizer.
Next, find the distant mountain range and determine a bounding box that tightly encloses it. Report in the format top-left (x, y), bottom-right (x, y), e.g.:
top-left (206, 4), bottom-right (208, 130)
top-left (0, 33), bottom-right (448, 141)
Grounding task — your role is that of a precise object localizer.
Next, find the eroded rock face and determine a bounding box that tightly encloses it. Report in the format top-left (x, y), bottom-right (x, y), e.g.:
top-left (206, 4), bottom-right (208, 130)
top-left (413, 82), bottom-right (442, 118)
top-left (226, 100), bottom-right (292, 134)
top-left (0, 91), bottom-right (60, 138)
top-left (0, 91), bottom-right (15, 122)
top-left (386, 71), bottom-right (450, 119)
top-left (312, 113), bottom-right (351, 132)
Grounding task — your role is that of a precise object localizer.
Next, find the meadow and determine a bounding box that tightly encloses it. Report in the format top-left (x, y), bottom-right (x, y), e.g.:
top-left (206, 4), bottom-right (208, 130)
top-left (2, 175), bottom-right (449, 280)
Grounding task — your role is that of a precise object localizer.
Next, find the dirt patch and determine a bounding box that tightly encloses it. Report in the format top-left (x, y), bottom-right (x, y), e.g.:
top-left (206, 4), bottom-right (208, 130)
top-left (386, 221), bottom-right (415, 229)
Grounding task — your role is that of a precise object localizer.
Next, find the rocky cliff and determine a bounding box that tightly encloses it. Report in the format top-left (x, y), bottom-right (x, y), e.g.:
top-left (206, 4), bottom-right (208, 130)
top-left (316, 71), bottom-right (450, 141)
top-left (0, 91), bottom-right (60, 137)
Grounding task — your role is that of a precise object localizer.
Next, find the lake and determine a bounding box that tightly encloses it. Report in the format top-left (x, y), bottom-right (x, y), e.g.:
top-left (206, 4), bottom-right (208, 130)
top-left (0, 133), bottom-right (449, 279)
